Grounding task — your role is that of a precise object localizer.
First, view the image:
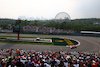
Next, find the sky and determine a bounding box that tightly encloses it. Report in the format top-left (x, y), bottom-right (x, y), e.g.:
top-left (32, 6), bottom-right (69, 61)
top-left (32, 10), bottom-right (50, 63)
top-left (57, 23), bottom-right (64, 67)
top-left (0, 0), bottom-right (100, 20)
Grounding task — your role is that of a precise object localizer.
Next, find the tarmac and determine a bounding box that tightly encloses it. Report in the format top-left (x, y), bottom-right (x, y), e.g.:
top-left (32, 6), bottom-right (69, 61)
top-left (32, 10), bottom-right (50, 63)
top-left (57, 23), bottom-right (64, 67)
top-left (0, 33), bottom-right (100, 52)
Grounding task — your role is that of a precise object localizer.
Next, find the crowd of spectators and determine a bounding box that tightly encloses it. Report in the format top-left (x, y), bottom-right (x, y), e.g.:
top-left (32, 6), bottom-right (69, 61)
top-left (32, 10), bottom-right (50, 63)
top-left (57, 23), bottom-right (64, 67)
top-left (0, 49), bottom-right (100, 67)
top-left (23, 26), bottom-right (74, 34)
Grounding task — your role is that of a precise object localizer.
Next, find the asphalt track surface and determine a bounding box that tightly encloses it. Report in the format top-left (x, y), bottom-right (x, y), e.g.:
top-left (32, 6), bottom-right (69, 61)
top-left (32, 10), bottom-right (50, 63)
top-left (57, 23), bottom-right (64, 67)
top-left (0, 33), bottom-right (100, 52)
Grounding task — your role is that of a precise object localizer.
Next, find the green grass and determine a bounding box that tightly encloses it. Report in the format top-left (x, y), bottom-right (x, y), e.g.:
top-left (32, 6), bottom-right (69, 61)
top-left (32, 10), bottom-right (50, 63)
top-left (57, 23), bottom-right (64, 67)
top-left (0, 36), bottom-right (52, 39)
top-left (0, 40), bottom-right (53, 45)
top-left (0, 36), bottom-right (78, 46)
top-left (0, 36), bottom-right (53, 45)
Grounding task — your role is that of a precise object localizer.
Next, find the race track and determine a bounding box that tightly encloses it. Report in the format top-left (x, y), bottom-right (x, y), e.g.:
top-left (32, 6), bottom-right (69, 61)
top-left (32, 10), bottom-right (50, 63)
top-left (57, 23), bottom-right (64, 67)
top-left (0, 33), bottom-right (100, 52)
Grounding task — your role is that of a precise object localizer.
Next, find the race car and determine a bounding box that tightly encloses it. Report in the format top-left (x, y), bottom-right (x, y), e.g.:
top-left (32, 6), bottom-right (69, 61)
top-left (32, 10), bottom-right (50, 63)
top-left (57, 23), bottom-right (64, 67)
top-left (70, 46), bottom-right (77, 49)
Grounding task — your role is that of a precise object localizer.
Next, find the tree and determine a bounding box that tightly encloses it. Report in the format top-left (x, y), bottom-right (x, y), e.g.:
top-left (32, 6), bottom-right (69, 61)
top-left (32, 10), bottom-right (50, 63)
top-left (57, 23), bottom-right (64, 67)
top-left (0, 23), bottom-right (9, 29)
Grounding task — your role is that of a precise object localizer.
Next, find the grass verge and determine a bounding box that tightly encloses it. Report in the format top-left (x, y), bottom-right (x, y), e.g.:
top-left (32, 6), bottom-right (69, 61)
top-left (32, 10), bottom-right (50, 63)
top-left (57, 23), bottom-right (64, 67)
top-left (0, 40), bottom-right (53, 45)
top-left (0, 36), bottom-right (52, 39)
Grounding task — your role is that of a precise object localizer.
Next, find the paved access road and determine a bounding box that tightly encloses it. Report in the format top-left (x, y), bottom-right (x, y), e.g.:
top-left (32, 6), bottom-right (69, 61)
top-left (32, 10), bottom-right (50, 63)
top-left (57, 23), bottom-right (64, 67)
top-left (0, 33), bottom-right (100, 52)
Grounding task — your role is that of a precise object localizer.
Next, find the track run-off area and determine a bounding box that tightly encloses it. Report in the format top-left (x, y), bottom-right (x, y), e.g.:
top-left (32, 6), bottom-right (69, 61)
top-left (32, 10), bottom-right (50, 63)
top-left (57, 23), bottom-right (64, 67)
top-left (0, 33), bottom-right (100, 53)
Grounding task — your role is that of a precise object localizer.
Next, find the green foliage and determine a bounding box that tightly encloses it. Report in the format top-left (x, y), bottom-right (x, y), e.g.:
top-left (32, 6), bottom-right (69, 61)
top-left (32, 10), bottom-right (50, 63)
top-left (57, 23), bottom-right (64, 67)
top-left (0, 18), bottom-right (100, 32)
top-left (0, 18), bottom-right (16, 24)
top-left (21, 20), bottom-right (31, 26)
top-left (0, 23), bottom-right (9, 29)
top-left (31, 20), bottom-right (38, 26)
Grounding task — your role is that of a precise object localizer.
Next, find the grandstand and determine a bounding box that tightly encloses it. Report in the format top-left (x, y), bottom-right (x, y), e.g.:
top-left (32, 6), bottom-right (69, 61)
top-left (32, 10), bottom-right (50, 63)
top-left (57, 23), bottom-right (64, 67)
top-left (0, 49), bottom-right (100, 67)
top-left (23, 25), bottom-right (74, 34)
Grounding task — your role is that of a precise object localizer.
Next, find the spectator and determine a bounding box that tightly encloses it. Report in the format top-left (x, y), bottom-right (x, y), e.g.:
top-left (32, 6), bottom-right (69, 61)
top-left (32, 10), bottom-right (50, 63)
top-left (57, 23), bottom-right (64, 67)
top-left (0, 49), bottom-right (100, 67)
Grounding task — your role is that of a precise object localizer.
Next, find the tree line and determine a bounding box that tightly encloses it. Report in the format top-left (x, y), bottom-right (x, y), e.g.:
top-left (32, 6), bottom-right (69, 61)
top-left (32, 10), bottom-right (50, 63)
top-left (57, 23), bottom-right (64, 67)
top-left (0, 18), bottom-right (100, 32)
